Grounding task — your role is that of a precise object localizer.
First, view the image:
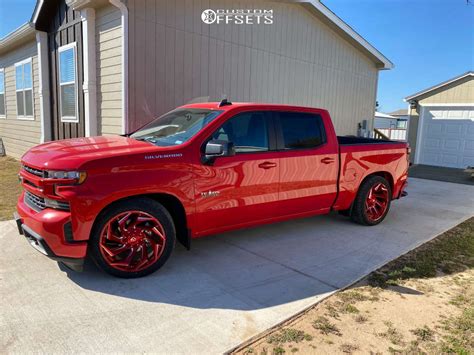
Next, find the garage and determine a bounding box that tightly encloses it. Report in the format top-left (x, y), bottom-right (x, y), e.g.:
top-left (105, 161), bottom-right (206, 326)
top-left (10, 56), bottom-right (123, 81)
top-left (417, 106), bottom-right (474, 168)
top-left (406, 71), bottom-right (474, 168)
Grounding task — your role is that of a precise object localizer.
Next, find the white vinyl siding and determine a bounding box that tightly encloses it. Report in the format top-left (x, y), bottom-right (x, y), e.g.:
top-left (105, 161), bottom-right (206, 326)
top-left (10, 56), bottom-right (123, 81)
top-left (0, 69), bottom-right (5, 117)
top-left (15, 58), bottom-right (34, 120)
top-left (58, 43), bottom-right (78, 122)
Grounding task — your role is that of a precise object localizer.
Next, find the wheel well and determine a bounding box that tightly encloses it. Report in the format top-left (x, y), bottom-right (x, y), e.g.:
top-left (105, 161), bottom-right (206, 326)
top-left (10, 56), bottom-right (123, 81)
top-left (343, 171), bottom-right (395, 215)
top-left (369, 171), bottom-right (394, 194)
top-left (94, 193), bottom-right (190, 250)
top-left (148, 193), bottom-right (190, 250)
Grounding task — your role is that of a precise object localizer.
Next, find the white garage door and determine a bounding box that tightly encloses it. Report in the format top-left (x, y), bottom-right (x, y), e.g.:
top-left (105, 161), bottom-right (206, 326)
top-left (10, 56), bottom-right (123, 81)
top-left (418, 106), bottom-right (474, 168)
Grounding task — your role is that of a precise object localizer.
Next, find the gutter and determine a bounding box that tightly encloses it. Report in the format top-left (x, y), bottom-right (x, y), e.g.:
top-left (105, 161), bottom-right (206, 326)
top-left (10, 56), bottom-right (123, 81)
top-left (0, 23), bottom-right (36, 55)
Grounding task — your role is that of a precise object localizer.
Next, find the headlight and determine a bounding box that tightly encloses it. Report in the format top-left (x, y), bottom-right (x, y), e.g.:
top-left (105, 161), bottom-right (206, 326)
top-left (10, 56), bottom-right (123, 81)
top-left (45, 170), bottom-right (87, 184)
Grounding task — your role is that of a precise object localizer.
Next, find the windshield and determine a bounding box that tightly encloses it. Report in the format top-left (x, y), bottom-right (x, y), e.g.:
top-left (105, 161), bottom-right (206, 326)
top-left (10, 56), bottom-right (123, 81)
top-left (130, 108), bottom-right (223, 146)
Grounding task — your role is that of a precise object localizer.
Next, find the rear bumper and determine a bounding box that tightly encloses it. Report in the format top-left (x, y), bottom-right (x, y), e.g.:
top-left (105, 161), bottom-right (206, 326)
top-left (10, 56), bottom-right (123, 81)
top-left (398, 180), bottom-right (408, 199)
top-left (15, 195), bottom-right (87, 269)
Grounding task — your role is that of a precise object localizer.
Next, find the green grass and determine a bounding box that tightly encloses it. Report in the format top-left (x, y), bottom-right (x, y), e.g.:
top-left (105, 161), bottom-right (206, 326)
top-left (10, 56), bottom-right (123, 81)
top-left (440, 306), bottom-right (474, 354)
top-left (410, 326), bottom-right (435, 342)
top-left (342, 304), bottom-right (359, 314)
top-left (266, 329), bottom-right (312, 345)
top-left (368, 218), bottom-right (474, 287)
top-left (0, 157), bottom-right (22, 221)
top-left (337, 290), bottom-right (369, 303)
top-left (379, 321), bottom-right (404, 346)
top-left (312, 316), bottom-right (341, 336)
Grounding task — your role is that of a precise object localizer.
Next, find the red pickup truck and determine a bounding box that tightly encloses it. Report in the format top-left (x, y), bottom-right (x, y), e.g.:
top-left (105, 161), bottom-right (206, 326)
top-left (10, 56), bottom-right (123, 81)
top-left (15, 102), bottom-right (409, 278)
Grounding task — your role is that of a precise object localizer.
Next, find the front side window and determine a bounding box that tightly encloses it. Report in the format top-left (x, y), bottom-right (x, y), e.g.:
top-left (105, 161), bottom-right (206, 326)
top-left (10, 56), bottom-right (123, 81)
top-left (131, 108), bottom-right (222, 146)
top-left (212, 112), bottom-right (269, 153)
top-left (278, 112), bottom-right (326, 149)
top-left (0, 69), bottom-right (5, 117)
top-left (15, 59), bottom-right (33, 119)
top-left (58, 43), bottom-right (77, 122)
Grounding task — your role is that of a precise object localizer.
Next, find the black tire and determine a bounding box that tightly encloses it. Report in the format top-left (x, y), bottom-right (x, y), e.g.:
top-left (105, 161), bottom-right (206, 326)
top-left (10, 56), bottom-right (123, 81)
top-left (350, 175), bottom-right (392, 226)
top-left (89, 198), bottom-right (176, 278)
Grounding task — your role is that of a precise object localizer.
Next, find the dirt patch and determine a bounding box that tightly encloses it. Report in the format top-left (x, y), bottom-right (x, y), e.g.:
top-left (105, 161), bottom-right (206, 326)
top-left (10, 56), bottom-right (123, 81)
top-left (0, 156), bottom-right (22, 221)
top-left (233, 217), bottom-right (474, 355)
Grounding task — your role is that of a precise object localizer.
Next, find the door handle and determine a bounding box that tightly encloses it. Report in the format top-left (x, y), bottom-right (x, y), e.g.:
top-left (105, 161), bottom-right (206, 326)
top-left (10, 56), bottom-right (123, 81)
top-left (321, 157), bottom-right (335, 164)
top-left (258, 161), bottom-right (277, 169)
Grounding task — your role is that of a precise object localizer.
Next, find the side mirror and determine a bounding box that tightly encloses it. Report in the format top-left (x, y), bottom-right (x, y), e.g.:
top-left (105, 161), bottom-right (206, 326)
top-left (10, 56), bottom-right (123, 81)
top-left (201, 140), bottom-right (235, 165)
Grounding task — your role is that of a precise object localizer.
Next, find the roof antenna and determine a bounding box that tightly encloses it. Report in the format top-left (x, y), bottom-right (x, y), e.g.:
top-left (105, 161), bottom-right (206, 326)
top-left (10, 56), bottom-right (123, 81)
top-left (219, 97), bottom-right (232, 107)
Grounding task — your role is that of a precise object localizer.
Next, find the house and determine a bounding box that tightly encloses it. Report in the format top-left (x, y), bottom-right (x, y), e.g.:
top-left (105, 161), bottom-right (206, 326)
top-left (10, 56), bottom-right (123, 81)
top-left (405, 71), bottom-right (474, 168)
top-left (389, 108), bottom-right (408, 129)
top-left (0, 24), bottom-right (40, 158)
top-left (373, 111), bottom-right (407, 141)
top-left (0, 0), bottom-right (393, 159)
top-left (374, 111), bottom-right (397, 129)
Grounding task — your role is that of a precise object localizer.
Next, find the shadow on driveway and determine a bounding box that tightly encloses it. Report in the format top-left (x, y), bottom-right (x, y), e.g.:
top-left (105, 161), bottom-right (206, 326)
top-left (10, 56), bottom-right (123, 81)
top-left (61, 175), bottom-right (473, 312)
top-left (61, 213), bottom-right (358, 310)
top-left (409, 164), bottom-right (473, 185)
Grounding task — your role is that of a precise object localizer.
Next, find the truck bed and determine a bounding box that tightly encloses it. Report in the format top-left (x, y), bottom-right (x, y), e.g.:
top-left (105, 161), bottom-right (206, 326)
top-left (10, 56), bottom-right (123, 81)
top-left (337, 136), bottom-right (395, 145)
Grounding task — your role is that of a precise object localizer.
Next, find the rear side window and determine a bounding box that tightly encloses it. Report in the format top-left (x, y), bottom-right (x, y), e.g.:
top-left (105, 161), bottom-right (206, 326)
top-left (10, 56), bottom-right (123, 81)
top-left (212, 112), bottom-right (269, 153)
top-left (278, 112), bottom-right (326, 149)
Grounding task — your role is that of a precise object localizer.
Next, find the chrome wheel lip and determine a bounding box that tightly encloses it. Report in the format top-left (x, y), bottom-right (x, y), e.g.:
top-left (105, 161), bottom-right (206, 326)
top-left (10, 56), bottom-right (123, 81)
top-left (99, 210), bottom-right (166, 272)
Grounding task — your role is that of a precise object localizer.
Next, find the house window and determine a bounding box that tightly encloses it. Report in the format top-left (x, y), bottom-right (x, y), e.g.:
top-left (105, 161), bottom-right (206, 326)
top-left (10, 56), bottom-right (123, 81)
top-left (0, 69), bottom-right (5, 117)
top-left (397, 119), bottom-right (408, 129)
top-left (58, 43), bottom-right (78, 122)
top-left (15, 59), bottom-right (34, 119)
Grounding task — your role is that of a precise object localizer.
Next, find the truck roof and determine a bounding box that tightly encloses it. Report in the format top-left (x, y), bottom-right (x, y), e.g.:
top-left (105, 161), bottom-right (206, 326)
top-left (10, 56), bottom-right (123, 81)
top-left (181, 102), bottom-right (327, 113)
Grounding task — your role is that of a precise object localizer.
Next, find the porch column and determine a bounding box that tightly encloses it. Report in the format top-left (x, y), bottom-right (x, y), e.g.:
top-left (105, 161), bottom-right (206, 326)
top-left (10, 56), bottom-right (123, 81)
top-left (80, 7), bottom-right (98, 137)
top-left (36, 31), bottom-right (51, 142)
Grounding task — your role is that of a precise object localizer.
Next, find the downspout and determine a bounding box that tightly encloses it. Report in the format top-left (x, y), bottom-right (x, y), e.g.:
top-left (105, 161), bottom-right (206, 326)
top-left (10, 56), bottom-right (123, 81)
top-left (80, 7), bottom-right (97, 137)
top-left (36, 31), bottom-right (51, 142)
top-left (109, 0), bottom-right (128, 135)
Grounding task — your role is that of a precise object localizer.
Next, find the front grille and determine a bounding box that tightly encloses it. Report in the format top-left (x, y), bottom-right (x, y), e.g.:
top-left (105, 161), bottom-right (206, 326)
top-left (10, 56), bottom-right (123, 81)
top-left (23, 164), bottom-right (45, 177)
top-left (51, 200), bottom-right (70, 211)
top-left (24, 190), bottom-right (70, 212)
top-left (25, 190), bottom-right (46, 211)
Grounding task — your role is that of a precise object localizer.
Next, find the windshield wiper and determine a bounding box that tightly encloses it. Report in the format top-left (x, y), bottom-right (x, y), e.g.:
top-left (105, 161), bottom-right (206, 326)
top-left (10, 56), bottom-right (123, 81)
top-left (132, 136), bottom-right (157, 143)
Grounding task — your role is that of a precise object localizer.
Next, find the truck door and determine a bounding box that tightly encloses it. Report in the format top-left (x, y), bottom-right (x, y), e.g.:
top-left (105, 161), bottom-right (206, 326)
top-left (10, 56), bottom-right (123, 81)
top-left (275, 111), bottom-right (338, 216)
top-left (193, 111), bottom-right (280, 234)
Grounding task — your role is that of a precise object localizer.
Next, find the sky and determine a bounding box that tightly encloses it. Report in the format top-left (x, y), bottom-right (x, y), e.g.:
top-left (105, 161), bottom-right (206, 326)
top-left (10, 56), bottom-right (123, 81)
top-left (324, 0), bottom-right (474, 112)
top-left (1, 0), bottom-right (473, 113)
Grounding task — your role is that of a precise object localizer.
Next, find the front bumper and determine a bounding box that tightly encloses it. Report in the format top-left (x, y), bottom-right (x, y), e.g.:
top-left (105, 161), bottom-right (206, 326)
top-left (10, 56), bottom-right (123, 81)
top-left (15, 198), bottom-right (87, 271)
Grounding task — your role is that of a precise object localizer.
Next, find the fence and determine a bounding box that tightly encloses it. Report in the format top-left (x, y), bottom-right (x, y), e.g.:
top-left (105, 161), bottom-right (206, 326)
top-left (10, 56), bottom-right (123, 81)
top-left (376, 128), bottom-right (407, 141)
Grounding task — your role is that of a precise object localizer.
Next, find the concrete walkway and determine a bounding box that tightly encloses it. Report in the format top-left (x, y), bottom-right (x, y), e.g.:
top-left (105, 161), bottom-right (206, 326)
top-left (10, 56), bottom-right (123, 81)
top-left (1, 178), bottom-right (473, 354)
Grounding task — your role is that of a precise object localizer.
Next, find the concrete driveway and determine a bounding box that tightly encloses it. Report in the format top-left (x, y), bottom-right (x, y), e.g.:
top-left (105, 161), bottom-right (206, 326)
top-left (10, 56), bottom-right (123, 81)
top-left (1, 178), bottom-right (473, 354)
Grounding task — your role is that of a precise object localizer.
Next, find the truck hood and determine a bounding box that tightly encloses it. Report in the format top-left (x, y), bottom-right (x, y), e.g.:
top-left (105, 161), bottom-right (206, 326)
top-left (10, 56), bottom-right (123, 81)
top-left (21, 135), bottom-right (161, 170)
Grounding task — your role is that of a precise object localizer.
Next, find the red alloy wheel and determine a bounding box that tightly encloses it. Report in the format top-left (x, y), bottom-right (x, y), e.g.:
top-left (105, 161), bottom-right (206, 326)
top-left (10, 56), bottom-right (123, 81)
top-left (364, 182), bottom-right (389, 222)
top-left (99, 211), bottom-right (166, 272)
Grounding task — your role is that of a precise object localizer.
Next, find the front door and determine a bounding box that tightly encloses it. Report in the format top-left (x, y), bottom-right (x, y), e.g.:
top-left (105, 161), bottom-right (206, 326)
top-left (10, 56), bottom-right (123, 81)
top-left (275, 111), bottom-right (339, 216)
top-left (193, 111), bottom-right (280, 235)
top-left (48, 0), bottom-right (85, 140)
